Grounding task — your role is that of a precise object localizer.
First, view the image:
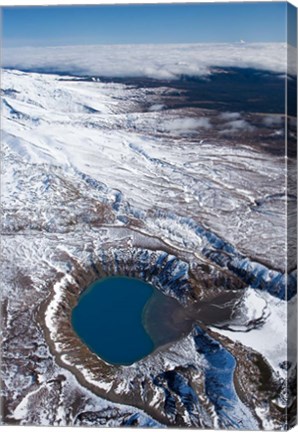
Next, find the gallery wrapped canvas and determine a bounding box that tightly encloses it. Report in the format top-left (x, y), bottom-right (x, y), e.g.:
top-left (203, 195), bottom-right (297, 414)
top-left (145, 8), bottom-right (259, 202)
top-left (1, 1), bottom-right (297, 429)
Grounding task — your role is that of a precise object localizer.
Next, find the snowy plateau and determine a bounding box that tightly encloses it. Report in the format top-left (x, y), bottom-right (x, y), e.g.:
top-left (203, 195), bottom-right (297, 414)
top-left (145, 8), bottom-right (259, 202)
top-left (1, 50), bottom-right (297, 430)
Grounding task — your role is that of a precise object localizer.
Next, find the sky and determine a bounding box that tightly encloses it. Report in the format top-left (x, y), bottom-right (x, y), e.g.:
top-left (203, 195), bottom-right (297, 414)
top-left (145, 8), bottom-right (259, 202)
top-left (2, 2), bottom-right (288, 47)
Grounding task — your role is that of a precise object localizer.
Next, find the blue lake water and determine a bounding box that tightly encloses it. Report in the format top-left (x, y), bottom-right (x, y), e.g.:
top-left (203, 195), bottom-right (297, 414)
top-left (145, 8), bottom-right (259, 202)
top-left (71, 276), bottom-right (192, 365)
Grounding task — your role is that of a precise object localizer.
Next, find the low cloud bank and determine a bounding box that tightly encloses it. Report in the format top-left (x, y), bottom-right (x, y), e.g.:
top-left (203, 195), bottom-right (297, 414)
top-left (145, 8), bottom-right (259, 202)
top-left (263, 115), bottom-right (283, 127)
top-left (219, 112), bottom-right (242, 121)
top-left (3, 43), bottom-right (294, 79)
top-left (163, 117), bottom-right (211, 133)
top-left (219, 118), bottom-right (255, 135)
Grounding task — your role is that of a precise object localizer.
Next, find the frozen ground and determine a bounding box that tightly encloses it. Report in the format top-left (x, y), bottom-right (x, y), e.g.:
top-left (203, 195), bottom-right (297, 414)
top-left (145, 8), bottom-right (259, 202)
top-left (1, 67), bottom-right (296, 428)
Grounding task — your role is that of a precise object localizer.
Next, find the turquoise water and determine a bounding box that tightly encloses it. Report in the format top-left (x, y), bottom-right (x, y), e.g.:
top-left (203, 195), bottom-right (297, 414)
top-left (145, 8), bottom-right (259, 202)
top-left (71, 276), bottom-right (192, 365)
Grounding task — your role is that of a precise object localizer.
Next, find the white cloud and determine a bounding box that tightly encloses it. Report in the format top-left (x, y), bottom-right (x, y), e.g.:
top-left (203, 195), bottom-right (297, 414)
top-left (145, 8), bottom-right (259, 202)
top-left (219, 119), bottom-right (254, 135)
top-left (148, 104), bottom-right (165, 112)
top-left (219, 112), bottom-right (241, 120)
top-left (2, 42), bottom-right (293, 79)
top-left (226, 119), bottom-right (253, 130)
top-left (162, 117), bottom-right (211, 133)
top-left (263, 115), bottom-right (283, 127)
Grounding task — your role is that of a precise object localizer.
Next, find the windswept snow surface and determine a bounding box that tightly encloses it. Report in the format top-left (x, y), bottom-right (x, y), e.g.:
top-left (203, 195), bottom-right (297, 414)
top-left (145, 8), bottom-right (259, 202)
top-left (1, 69), bottom-right (288, 270)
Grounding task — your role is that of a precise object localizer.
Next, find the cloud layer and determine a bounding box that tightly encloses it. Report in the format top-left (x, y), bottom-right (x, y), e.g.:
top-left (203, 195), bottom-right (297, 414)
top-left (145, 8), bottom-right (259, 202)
top-left (3, 43), bottom-right (294, 79)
